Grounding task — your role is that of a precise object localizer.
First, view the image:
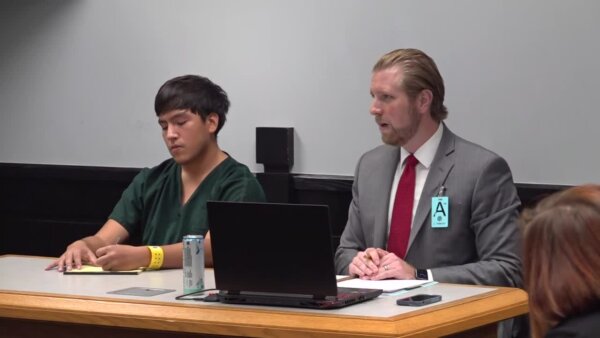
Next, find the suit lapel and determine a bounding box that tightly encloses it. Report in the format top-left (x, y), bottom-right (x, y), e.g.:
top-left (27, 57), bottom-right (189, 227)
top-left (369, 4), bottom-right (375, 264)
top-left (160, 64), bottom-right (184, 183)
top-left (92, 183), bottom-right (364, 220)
top-left (407, 125), bottom-right (456, 250)
top-left (374, 146), bottom-right (400, 248)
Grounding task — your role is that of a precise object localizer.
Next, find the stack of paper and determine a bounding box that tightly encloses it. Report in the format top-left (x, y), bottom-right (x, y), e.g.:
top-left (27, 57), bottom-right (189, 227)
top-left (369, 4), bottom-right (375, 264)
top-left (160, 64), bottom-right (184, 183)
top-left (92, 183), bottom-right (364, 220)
top-left (337, 278), bottom-right (432, 293)
top-left (63, 265), bottom-right (144, 275)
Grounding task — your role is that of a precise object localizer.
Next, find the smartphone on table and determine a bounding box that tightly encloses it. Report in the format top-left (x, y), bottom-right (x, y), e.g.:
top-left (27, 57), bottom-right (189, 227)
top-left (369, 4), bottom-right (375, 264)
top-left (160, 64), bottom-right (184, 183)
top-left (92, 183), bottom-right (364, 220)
top-left (396, 294), bottom-right (442, 306)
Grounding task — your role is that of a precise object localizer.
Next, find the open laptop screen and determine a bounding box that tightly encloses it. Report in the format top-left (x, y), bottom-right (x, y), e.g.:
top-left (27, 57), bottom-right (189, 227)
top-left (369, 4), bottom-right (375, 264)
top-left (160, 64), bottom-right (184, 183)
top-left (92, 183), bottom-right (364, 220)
top-left (207, 201), bottom-right (338, 297)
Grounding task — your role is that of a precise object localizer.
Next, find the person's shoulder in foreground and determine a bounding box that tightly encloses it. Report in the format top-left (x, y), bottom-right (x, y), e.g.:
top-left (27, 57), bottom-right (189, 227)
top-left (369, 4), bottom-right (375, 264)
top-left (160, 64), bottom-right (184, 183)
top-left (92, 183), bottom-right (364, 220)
top-left (545, 309), bottom-right (600, 338)
top-left (521, 184), bottom-right (600, 338)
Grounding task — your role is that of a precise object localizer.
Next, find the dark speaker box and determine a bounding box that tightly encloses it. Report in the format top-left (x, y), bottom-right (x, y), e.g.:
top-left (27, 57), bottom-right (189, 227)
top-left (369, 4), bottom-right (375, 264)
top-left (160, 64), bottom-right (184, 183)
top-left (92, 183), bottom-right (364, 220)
top-left (256, 127), bottom-right (294, 173)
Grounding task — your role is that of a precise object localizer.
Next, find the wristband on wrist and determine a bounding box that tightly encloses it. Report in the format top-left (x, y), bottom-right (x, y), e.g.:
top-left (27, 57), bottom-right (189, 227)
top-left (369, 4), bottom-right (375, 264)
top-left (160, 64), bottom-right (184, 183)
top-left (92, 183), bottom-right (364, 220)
top-left (147, 246), bottom-right (164, 270)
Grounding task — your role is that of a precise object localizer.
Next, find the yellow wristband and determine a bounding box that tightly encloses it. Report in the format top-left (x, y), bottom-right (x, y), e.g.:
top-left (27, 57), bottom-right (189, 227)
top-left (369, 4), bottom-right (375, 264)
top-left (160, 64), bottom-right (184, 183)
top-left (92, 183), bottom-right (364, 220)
top-left (147, 246), bottom-right (164, 270)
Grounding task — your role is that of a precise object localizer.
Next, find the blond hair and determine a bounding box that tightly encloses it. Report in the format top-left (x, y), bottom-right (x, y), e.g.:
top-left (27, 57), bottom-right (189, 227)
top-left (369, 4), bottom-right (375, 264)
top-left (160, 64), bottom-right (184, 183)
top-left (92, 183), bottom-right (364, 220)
top-left (373, 48), bottom-right (448, 122)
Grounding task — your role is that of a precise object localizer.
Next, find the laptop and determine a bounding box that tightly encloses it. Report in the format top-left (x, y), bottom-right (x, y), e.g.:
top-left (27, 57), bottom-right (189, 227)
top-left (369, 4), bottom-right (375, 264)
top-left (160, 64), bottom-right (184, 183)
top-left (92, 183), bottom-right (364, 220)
top-left (206, 201), bottom-right (382, 309)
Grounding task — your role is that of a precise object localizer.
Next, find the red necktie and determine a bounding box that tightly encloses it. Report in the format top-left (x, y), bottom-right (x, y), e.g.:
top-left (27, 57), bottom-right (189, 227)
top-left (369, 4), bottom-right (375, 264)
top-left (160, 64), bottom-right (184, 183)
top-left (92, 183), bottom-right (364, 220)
top-left (387, 154), bottom-right (418, 258)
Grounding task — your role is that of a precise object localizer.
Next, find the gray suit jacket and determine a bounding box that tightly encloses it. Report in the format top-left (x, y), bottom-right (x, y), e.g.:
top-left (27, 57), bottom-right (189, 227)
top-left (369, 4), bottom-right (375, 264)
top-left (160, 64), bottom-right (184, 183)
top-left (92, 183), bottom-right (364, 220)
top-left (334, 124), bottom-right (522, 287)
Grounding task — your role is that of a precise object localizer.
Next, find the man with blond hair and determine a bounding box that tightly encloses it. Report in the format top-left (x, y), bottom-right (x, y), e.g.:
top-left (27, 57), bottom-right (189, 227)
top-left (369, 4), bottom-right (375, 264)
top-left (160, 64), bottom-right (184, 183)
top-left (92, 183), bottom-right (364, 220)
top-left (335, 49), bottom-right (524, 337)
top-left (335, 48), bottom-right (521, 286)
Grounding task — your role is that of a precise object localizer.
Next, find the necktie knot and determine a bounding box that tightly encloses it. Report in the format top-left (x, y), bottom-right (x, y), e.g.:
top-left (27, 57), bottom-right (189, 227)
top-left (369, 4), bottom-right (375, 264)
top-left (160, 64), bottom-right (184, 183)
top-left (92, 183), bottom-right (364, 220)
top-left (405, 154), bottom-right (418, 168)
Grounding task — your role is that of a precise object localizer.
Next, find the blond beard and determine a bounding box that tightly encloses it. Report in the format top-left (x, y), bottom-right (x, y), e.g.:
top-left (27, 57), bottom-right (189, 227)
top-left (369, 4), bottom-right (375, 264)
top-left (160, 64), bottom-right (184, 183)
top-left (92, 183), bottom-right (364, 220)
top-left (380, 104), bottom-right (421, 147)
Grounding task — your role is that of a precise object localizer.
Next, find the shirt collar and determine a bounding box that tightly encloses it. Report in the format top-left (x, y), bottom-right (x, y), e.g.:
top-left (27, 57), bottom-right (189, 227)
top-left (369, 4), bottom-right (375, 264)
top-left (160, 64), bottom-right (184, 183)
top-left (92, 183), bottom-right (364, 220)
top-left (400, 123), bottom-right (444, 168)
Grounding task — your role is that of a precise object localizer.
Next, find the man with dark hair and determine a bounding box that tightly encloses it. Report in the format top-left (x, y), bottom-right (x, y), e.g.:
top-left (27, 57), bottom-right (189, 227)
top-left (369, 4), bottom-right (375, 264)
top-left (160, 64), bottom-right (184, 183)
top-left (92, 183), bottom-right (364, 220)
top-left (335, 49), bottom-right (522, 287)
top-left (47, 75), bottom-right (265, 271)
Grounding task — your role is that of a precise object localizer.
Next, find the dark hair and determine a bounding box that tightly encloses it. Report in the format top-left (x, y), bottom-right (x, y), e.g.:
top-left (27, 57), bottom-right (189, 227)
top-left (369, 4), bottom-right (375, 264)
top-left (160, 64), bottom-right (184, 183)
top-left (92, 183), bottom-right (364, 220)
top-left (373, 48), bottom-right (448, 122)
top-left (154, 75), bottom-right (230, 135)
top-left (520, 184), bottom-right (600, 338)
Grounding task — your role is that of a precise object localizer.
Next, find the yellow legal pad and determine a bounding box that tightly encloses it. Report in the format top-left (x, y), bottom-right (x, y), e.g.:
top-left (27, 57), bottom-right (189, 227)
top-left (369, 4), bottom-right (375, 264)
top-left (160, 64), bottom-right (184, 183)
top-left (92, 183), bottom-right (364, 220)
top-left (63, 265), bottom-right (144, 275)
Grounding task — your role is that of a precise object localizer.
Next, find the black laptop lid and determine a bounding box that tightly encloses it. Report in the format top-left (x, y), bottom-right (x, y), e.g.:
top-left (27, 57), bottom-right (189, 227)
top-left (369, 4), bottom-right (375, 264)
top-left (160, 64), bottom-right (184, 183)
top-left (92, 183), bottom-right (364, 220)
top-left (207, 201), bottom-right (338, 296)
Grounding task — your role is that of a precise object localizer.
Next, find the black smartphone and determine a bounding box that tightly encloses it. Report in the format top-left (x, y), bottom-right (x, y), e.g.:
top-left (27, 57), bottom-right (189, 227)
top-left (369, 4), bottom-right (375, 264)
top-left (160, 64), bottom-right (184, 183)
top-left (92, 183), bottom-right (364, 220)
top-left (396, 294), bottom-right (442, 306)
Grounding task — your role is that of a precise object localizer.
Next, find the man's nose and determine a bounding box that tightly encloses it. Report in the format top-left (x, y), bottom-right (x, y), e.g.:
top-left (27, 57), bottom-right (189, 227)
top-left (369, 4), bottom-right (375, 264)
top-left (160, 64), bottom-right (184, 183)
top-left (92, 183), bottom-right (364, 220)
top-left (166, 125), bottom-right (178, 139)
top-left (370, 99), bottom-right (382, 116)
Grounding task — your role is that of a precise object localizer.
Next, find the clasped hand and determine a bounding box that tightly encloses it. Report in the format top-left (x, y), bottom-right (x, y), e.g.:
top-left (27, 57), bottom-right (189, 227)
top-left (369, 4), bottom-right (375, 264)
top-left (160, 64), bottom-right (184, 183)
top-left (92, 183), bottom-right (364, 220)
top-left (46, 240), bottom-right (145, 272)
top-left (94, 244), bottom-right (146, 271)
top-left (349, 248), bottom-right (416, 280)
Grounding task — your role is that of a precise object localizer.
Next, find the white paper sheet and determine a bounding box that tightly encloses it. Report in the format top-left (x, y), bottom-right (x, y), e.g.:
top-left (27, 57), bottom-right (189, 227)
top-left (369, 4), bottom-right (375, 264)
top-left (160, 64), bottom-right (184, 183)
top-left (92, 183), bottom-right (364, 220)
top-left (337, 278), bottom-right (432, 293)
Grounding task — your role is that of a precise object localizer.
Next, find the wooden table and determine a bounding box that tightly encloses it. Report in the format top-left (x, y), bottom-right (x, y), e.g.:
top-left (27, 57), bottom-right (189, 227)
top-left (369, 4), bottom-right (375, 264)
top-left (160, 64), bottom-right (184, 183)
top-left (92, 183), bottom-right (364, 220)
top-left (0, 255), bottom-right (528, 337)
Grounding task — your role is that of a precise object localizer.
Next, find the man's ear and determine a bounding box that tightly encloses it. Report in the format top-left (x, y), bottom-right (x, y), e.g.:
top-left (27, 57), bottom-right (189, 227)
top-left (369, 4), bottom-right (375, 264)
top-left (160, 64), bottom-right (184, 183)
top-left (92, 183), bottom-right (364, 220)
top-left (416, 89), bottom-right (433, 114)
top-left (206, 112), bottom-right (219, 134)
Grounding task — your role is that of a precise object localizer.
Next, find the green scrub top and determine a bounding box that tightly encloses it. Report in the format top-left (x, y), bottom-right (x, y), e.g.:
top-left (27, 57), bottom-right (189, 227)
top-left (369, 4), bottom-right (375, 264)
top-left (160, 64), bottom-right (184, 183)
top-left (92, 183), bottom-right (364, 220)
top-left (109, 156), bottom-right (266, 245)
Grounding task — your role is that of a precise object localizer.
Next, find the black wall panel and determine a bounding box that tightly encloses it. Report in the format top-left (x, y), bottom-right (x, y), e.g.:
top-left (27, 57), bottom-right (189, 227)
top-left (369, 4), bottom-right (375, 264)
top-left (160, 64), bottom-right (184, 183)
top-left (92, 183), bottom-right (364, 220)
top-left (0, 163), bottom-right (568, 257)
